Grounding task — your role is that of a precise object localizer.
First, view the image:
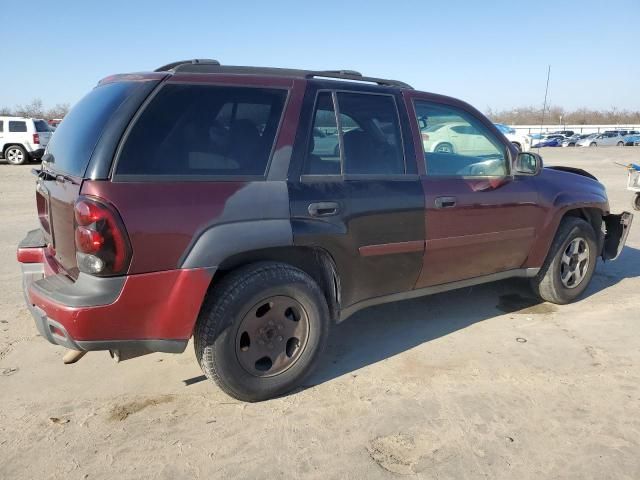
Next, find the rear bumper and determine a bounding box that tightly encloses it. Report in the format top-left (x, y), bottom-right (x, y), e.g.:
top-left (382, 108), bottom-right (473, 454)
top-left (18, 229), bottom-right (213, 353)
top-left (30, 148), bottom-right (45, 159)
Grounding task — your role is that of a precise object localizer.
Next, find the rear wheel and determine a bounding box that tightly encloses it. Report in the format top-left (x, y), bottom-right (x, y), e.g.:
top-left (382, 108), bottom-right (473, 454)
top-left (633, 193), bottom-right (640, 211)
top-left (5, 145), bottom-right (28, 165)
top-left (434, 142), bottom-right (454, 154)
top-left (617, 141), bottom-right (625, 147)
top-left (590, 142), bottom-right (597, 147)
top-left (530, 217), bottom-right (598, 304)
top-left (194, 262), bottom-right (330, 402)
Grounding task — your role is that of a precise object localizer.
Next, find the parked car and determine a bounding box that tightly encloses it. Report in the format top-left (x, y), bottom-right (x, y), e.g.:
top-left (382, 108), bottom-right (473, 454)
top-left (623, 134), bottom-right (640, 146)
top-left (532, 135), bottom-right (564, 148)
top-left (550, 130), bottom-right (575, 137)
top-left (0, 116), bottom-right (53, 165)
top-left (494, 123), bottom-right (531, 151)
top-left (562, 134), bottom-right (593, 147)
top-left (577, 132), bottom-right (627, 147)
top-left (17, 60), bottom-right (633, 401)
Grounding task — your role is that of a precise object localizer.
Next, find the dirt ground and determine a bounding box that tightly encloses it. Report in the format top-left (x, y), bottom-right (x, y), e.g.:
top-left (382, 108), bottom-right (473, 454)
top-left (1, 148), bottom-right (639, 479)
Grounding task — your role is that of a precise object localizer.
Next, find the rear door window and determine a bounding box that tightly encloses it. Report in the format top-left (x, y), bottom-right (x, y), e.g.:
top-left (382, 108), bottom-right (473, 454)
top-left (304, 91), bottom-right (405, 176)
top-left (9, 121), bottom-right (27, 132)
top-left (0, 121), bottom-right (3, 132)
top-left (116, 84), bottom-right (288, 177)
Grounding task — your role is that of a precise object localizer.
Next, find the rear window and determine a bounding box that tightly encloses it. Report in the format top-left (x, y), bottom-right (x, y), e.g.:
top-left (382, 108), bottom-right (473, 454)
top-left (9, 121), bottom-right (27, 132)
top-left (34, 120), bottom-right (51, 132)
top-left (116, 84), bottom-right (288, 177)
top-left (45, 81), bottom-right (147, 177)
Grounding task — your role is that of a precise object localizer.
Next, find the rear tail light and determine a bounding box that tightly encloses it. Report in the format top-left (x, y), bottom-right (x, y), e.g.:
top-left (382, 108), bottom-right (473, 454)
top-left (73, 196), bottom-right (131, 276)
top-left (33, 133), bottom-right (40, 145)
top-left (421, 133), bottom-right (430, 142)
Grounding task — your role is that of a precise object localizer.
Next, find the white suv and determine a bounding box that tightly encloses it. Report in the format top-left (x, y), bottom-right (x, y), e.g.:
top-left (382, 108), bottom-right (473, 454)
top-left (0, 116), bottom-right (53, 165)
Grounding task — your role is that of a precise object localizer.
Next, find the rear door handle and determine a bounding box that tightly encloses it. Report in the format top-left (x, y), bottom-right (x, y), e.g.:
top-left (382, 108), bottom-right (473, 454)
top-left (434, 196), bottom-right (457, 209)
top-left (308, 201), bottom-right (340, 217)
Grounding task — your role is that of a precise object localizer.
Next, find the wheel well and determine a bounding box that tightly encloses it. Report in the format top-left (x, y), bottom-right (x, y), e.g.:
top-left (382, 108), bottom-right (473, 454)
top-left (563, 207), bottom-right (603, 246)
top-left (213, 246), bottom-right (341, 322)
top-left (3, 143), bottom-right (26, 153)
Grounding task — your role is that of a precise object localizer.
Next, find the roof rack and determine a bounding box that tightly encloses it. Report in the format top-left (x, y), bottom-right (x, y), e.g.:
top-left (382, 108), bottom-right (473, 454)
top-left (152, 60), bottom-right (413, 89)
top-left (306, 70), bottom-right (412, 89)
top-left (154, 59), bottom-right (220, 72)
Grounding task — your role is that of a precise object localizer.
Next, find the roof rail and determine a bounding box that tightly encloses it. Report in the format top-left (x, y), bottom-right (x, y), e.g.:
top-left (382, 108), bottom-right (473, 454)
top-left (154, 59), bottom-right (220, 72)
top-left (307, 70), bottom-right (413, 89)
top-left (152, 60), bottom-right (413, 89)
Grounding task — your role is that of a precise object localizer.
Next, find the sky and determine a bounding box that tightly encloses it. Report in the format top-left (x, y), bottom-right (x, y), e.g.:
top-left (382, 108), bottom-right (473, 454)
top-left (1, 0), bottom-right (638, 113)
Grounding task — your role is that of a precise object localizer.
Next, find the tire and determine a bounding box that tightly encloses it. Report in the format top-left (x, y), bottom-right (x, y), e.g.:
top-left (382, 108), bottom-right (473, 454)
top-left (434, 142), bottom-right (454, 154)
top-left (530, 217), bottom-right (598, 304)
top-left (333, 144), bottom-right (340, 157)
top-left (589, 142), bottom-right (597, 147)
top-left (633, 193), bottom-right (640, 211)
top-left (617, 141), bottom-right (625, 147)
top-left (194, 262), bottom-right (330, 402)
top-left (4, 145), bottom-right (28, 165)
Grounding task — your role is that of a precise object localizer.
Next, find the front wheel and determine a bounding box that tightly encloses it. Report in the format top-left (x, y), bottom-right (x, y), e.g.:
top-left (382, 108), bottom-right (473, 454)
top-left (530, 217), bottom-right (598, 304)
top-left (590, 142), bottom-right (597, 147)
top-left (194, 262), bottom-right (330, 402)
top-left (633, 193), bottom-right (640, 211)
top-left (434, 142), bottom-right (454, 154)
top-left (617, 141), bottom-right (625, 147)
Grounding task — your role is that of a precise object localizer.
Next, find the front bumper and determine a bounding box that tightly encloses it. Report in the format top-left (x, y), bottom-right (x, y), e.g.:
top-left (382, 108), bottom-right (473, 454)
top-left (602, 212), bottom-right (633, 261)
top-left (18, 229), bottom-right (213, 353)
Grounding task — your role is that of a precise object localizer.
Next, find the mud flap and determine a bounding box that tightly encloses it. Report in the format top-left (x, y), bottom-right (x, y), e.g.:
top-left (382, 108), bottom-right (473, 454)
top-left (602, 212), bottom-right (633, 260)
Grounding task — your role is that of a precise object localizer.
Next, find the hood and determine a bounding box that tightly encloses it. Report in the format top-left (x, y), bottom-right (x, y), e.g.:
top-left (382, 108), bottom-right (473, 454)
top-left (539, 165), bottom-right (608, 205)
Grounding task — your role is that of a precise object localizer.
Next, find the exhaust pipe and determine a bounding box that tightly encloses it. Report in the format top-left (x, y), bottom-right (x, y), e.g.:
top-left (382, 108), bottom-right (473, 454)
top-left (63, 349), bottom-right (87, 364)
top-left (109, 348), bottom-right (152, 362)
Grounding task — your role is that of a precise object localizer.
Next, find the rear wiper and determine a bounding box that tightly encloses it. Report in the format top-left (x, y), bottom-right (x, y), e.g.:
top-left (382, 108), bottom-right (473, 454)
top-left (30, 168), bottom-right (78, 185)
top-left (31, 168), bottom-right (56, 181)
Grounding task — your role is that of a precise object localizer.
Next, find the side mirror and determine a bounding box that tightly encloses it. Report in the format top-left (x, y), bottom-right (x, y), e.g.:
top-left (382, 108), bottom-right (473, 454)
top-left (514, 152), bottom-right (543, 175)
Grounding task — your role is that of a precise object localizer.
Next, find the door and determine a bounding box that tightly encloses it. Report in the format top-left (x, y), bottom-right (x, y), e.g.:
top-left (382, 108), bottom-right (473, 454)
top-left (289, 87), bottom-right (425, 308)
top-left (409, 97), bottom-right (544, 288)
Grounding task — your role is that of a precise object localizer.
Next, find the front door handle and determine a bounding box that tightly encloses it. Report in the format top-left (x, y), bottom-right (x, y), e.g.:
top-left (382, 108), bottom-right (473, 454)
top-left (434, 196), bottom-right (457, 209)
top-left (308, 201), bottom-right (340, 217)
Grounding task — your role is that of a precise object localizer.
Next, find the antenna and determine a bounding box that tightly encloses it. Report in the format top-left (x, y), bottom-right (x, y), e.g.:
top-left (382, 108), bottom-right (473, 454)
top-left (538, 65), bottom-right (551, 150)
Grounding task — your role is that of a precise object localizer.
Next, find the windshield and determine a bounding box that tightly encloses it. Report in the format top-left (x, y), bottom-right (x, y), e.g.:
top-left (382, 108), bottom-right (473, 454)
top-left (45, 81), bottom-right (147, 176)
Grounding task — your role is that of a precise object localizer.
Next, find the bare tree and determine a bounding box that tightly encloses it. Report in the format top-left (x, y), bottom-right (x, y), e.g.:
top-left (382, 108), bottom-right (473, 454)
top-left (14, 98), bottom-right (45, 118)
top-left (45, 103), bottom-right (70, 119)
top-left (487, 105), bottom-right (640, 125)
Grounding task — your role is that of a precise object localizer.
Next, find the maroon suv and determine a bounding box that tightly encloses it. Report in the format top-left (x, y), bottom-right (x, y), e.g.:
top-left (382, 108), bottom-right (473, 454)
top-left (17, 59), bottom-right (633, 401)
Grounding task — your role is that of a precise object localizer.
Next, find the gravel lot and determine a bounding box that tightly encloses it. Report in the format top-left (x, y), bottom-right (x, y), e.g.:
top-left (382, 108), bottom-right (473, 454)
top-left (1, 148), bottom-right (639, 479)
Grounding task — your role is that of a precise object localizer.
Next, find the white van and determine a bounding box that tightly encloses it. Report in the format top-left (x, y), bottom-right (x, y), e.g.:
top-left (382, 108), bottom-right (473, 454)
top-left (0, 117), bottom-right (53, 165)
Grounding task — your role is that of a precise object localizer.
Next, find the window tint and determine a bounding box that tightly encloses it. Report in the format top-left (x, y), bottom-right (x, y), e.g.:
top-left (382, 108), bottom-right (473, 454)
top-left (9, 121), bottom-right (27, 132)
top-left (305, 92), bottom-right (341, 175)
top-left (414, 101), bottom-right (507, 177)
top-left (117, 84), bottom-right (287, 177)
top-left (338, 92), bottom-right (404, 175)
top-left (34, 120), bottom-right (50, 132)
top-left (46, 81), bottom-right (147, 176)
top-left (304, 92), bottom-right (404, 176)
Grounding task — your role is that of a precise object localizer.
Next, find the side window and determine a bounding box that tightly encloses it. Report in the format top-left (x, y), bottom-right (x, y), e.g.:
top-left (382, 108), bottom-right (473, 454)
top-left (117, 84), bottom-right (288, 177)
top-left (305, 92), bottom-right (341, 175)
top-left (337, 92), bottom-right (404, 175)
top-left (0, 121), bottom-right (3, 132)
top-left (9, 121), bottom-right (27, 133)
top-left (414, 101), bottom-right (508, 177)
top-left (304, 92), bottom-right (404, 176)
